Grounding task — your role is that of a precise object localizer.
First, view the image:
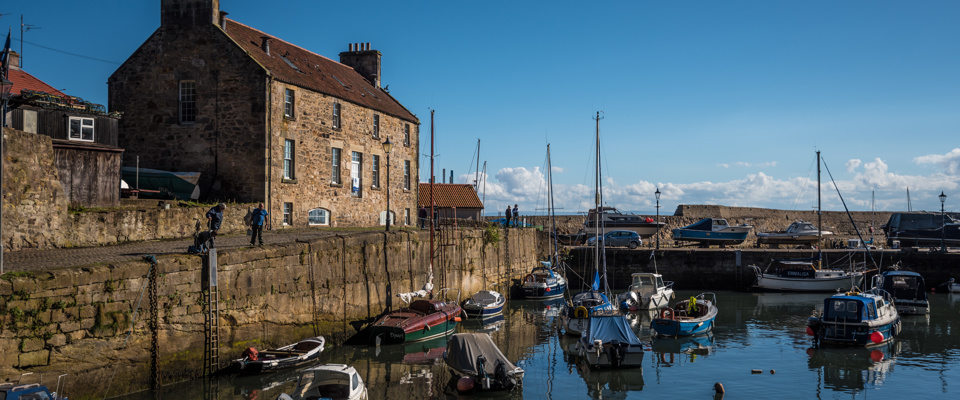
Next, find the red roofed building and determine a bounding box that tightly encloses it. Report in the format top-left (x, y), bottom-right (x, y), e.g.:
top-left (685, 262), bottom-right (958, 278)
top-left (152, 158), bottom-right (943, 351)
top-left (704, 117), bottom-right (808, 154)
top-left (418, 183), bottom-right (484, 222)
top-left (108, 0), bottom-right (419, 228)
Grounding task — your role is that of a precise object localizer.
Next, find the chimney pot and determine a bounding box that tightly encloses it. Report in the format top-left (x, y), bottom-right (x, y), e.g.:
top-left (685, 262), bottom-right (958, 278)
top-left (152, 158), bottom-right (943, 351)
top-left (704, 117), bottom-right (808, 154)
top-left (219, 11), bottom-right (228, 30)
top-left (261, 36), bottom-right (271, 56)
top-left (348, 43), bottom-right (353, 51)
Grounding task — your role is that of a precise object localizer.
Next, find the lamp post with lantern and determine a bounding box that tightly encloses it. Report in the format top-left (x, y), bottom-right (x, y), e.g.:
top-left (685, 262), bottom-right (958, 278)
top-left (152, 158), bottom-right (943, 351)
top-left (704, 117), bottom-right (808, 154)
top-left (940, 191), bottom-right (947, 253)
top-left (655, 187), bottom-right (661, 251)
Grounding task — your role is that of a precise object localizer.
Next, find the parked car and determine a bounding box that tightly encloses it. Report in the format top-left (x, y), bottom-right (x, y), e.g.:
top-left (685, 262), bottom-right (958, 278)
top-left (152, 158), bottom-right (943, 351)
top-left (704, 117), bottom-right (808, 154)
top-left (585, 230), bottom-right (642, 249)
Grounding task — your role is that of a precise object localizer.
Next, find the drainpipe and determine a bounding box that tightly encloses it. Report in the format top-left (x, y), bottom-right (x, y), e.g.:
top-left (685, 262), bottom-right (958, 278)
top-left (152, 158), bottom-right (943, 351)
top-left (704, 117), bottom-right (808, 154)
top-left (266, 75), bottom-right (273, 228)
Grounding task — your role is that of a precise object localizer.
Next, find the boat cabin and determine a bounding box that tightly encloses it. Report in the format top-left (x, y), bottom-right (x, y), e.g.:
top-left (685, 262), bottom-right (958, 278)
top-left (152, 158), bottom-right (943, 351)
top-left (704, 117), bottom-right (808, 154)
top-left (877, 271), bottom-right (927, 304)
top-left (630, 273), bottom-right (667, 297)
top-left (408, 299), bottom-right (446, 314)
top-left (822, 293), bottom-right (890, 323)
top-left (684, 218), bottom-right (729, 232)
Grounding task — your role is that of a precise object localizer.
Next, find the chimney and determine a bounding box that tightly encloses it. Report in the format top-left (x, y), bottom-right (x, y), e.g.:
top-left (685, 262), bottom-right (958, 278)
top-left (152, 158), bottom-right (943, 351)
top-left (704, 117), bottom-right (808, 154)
top-left (261, 36), bottom-right (271, 56)
top-left (339, 42), bottom-right (381, 88)
top-left (7, 51), bottom-right (20, 71)
top-left (442, 169), bottom-right (446, 184)
top-left (219, 11), bottom-right (228, 31)
top-left (450, 170), bottom-right (454, 184)
top-left (161, 0), bottom-right (221, 28)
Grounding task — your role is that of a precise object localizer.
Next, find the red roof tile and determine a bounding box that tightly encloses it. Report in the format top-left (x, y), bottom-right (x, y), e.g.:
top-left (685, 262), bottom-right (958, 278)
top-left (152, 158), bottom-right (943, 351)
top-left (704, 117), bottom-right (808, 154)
top-left (6, 69), bottom-right (66, 98)
top-left (418, 183), bottom-right (484, 209)
top-left (224, 20), bottom-right (418, 124)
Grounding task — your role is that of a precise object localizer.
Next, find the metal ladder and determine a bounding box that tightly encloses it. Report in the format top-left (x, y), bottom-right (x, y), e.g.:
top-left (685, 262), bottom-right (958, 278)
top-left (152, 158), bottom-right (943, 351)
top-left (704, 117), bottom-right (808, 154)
top-left (203, 249), bottom-right (221, 376)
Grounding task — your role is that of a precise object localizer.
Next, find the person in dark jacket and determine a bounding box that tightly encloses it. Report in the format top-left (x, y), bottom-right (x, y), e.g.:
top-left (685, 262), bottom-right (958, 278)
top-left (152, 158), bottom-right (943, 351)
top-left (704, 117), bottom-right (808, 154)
top-left (513, 204), bottom-right (519, 227)
top-left (206, 203), bottom-right (226, 248)
top-left (505, 205), bottom-right (512, 227)
top-left (250, 203), bottom-right (269, 246)
top-left (418, 206), bottom-right (427, 228)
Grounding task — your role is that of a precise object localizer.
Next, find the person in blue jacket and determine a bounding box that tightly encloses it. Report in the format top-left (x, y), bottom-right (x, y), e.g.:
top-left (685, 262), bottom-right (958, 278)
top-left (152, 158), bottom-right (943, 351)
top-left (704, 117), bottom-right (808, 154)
top-left (250, 203), bottom-right (269, 246)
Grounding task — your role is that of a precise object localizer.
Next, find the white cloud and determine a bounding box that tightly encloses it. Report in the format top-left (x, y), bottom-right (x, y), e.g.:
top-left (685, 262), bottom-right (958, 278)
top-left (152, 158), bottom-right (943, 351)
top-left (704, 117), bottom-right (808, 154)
top-left (717, 163), bottom-right (730, 168)
top-left (551, 166), bottom-right (565, 173)
top-left (846, 159), bottom-right (861, 173)
top-left (914, 148), bottom-right (960, 176)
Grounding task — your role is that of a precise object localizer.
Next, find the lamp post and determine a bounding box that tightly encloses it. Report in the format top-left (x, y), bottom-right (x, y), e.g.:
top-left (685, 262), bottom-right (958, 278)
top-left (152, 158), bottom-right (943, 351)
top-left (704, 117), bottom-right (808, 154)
top-left (1, 76), bottom-right (14, 274)
top-left (382, 138), bottom-right (393, 231)
top-left (655, 187), bottom-right (661, 251)
top-left (940, 191), bottom-right (947, 253)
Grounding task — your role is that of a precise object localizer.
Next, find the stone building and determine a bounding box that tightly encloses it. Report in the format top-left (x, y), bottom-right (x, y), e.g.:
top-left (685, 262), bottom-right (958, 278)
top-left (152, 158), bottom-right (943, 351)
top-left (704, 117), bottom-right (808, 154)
top-left (4, 50), bottom-right (124, 208)
top-left (108, 0), bottom-right (420, 228)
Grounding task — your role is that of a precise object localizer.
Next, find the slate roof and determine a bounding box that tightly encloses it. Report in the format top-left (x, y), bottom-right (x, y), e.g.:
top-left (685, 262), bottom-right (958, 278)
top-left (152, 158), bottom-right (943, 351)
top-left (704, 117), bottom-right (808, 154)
top-left (418, 183), bottom-right (484, 209)
top-left (7, 69), bottom-right (66, 97)
top-left (224, 19), bottom-right (418, 124)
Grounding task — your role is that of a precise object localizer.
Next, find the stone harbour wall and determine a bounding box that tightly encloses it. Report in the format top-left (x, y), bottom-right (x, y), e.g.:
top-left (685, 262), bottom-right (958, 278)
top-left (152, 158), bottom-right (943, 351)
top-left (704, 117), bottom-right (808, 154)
top-left (0, 227), bottom-right (538, 399)
top-left (1, 128), bottom-right (70, 250)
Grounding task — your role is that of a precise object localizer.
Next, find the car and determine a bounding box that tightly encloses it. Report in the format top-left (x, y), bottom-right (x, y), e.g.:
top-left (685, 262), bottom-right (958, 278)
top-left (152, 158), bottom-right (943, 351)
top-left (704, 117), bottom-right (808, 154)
top-left (585, 230), bottom-right (642, 249)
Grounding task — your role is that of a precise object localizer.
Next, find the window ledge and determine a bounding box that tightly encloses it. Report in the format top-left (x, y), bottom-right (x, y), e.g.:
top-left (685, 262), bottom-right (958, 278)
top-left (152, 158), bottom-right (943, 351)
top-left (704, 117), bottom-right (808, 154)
top-left (282, 178), bottom-right (298, 184)
top-left (330, 183), bottom-right (343, 188)
top-left (370, 186), bottom-right (381, 191)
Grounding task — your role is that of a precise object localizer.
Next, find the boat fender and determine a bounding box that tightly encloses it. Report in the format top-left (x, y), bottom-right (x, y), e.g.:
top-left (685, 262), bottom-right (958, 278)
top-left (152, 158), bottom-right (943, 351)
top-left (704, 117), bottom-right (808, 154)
top-left (524, 274), bottom-right (534, 283)
top-left (659, 308), bottom-right (674, 320)
top-left (574, 306), bottom-right (589, 319)
top-left (242, 347), bottom-right (259, 361)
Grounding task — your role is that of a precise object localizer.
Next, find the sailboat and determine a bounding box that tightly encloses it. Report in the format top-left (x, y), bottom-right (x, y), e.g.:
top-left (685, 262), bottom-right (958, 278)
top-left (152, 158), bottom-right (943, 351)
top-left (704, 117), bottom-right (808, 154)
top-left (523, 144), bottom-right (569, 301)
top-left (748, 151), bottom-right (866, 292)
top-left (573, 112), bottom-right (644, 369)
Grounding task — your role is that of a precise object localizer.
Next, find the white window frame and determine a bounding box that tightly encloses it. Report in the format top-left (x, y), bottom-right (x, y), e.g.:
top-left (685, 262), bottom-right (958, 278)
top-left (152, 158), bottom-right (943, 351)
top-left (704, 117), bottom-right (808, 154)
top-left (404, 208), bottom-right (411, 225)
top-left (403, 160), bottom-right (411, 190)
top-left (179, 80), bottom-right (196, 124)
top-left (284, 88), bottom-right (295, 118)
top-left (283, 202), bottom-right (293, 226)
top-left (351, 151), bottom-right (362, 197)
top-left (403, 123), bottom-right (410, 146)
top-left (332, 102), bottom-right (341, 129)
top-left (308, 208), bottom-right (330, 226)
top-left (68, 116), bottom-right (95, 142)
top-left (371, 154), bottom-right (380, 188)
top-left (379, 210), bottom-right (395, 226)
top-left (373, 114), bottom-right (380, 138)
top-left (283, 139), bottom-right (295, 180)
top-left (331, 147), bottom-right (342, 184)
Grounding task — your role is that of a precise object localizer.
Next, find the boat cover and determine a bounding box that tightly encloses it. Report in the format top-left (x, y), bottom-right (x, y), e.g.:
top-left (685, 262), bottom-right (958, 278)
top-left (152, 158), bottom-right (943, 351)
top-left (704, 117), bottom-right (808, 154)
top-left (445, 333), bottom-right (520, 376)
top-left (121, 167), bottom-right (201, 200)
top-left (585, 315), bottom-right (642, 345)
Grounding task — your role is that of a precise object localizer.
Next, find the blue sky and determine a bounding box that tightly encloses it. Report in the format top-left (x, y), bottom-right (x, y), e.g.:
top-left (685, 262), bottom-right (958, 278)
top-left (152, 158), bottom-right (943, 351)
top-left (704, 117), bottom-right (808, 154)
top-left (4, 0), bottom-right (958, 217)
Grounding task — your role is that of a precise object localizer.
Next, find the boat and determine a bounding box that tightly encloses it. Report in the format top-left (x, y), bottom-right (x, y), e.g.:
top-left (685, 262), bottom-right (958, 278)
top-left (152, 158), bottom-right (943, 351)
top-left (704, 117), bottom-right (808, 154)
top-left (462, 286), bottom-right (506, 318)
top-left (748, 257), bottom-right (865, 292)
top-left (650, 293), bottom-right (718, 337)
top-left (581, 206), bottom-right (665, 239)
top-left (576, 312), bottom-right (646, 368)
top-left (560, 289), bottom-right (615, 336)
top-left (443, 332), bottom-right (524, 391)
top-left (276, 363), bottom-right (368, 400)
top-left (873, 270), bottom-right (929, 315)
top-left (618, 272), bottom-right (674, 311)
top-left (1, 379), bottom-right (68, 400)
top-left (881, 212), bottom-right (960, 248)
top-left (356, 296), bottom-right (462, 345)
top-left (230, 336), bottom-right (325, 375)
top-left (756, 220), bottom-right (834, 248)
top-left (806, 289), bottom-right (902, 346)
top-left (671, 218), bottom-right (752, 247)
top-left (944, 278), bottom-right (960, 293)
top-left (521, 262), bottom-right (567, 300)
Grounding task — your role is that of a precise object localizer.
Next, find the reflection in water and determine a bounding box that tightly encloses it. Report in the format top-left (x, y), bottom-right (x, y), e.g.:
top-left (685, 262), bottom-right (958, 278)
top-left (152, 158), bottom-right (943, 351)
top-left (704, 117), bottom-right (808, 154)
top-left (651, 335), bottom-right (715, 366)
top-left (806, 341), bottom-right (902, 391)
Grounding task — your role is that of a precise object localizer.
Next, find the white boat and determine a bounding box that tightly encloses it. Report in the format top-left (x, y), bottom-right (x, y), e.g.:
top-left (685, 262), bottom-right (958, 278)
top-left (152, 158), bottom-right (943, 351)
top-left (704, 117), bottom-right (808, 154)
top-left (276, 364), bottom-right (368, 400)
top-left (748, 258), bottom-right (865, 292)
top-left (618, 272), bottom-right (674, 311)
top-left (462, 287), bottom-right (506, 318)
top-left (756, 220), bottom-right (834, 248)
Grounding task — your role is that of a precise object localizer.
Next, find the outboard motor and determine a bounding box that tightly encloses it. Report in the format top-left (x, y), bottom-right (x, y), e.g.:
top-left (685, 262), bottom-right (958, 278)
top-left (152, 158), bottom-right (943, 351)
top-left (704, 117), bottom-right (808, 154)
top-left (476, 354), bottom-right (491, 390)
top-left (606, 340), bottom-right (627, 367)
top-left (494, 359), bottom-right (516, 390)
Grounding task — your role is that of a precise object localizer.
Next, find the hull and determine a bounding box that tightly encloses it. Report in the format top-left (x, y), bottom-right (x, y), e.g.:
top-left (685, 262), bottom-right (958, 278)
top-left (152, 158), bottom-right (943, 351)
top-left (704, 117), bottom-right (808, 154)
top-left (561, 315), bottom-right (589, 337)
top-left (232, 337), bottom-right (325, 375)
top-left (359, 300), bottom-right (462, 345)
top-left (651, 316), bottom-right (715, 337)
top-left (650, 295), bottom-right (718, 337)
top-left (577, 341), bottom-right (644, 368)
top-left (809, 316), bottom-right (901, 346)
top-left (523, 283), bottom-right (566, 300)
top-left (462, 291), bottom-right (506, 318)
top-left (807, 290), bottom-right (902, 347)
top-left (754, 273), bottom-right (864, 292)
top-left (463, 303), bottom-right (505, 318)
top-left (671, 229), bottom-right (749, 245)
top-left (894, 300), bottom-right (929, 315)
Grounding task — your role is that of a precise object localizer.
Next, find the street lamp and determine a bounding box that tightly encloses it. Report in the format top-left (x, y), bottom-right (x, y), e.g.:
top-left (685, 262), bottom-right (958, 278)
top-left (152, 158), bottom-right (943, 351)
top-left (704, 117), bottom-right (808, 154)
top-left (1, 76), bottom-right (14, 274)
top-left (655, 188), bottom-right (661, 251)
top-left (382, 138), bottom-right (393, 231)
top-left (940, 191), bottom-right (947, 253)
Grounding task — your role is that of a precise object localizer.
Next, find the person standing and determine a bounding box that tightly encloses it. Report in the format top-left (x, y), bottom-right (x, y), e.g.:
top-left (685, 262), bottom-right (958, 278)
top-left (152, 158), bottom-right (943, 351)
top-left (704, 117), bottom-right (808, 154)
top-left (505, 205), bottom-right (512, 227)
top-left (418, 206), bottom-right (427, 228)
top-left (206, 203), bottom-right (226, 248)
top-left (513, 204), bottom-right (519, 227)
top-left (250, 203), bottom-right (269, 246)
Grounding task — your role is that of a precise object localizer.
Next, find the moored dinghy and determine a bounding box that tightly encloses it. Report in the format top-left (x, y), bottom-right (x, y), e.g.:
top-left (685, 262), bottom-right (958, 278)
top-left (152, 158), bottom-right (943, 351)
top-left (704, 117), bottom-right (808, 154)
top-left (651, 293), bottom-right (718, 337)
top-left (230, 336), bottom-right (326, 375)
top-left (462, 285), bottom-right (506, 318)
top-left (522, 262), bottom-right (567, 300)
top-left (276, 363), bottom-right (368, 400)
top-left (444, 332), bottom-right (524, 391)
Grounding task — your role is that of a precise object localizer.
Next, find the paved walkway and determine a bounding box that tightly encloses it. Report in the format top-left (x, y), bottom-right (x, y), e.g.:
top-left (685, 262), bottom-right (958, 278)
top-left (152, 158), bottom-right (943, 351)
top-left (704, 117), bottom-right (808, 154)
top-left (2, 228), bottom-right (403, 273)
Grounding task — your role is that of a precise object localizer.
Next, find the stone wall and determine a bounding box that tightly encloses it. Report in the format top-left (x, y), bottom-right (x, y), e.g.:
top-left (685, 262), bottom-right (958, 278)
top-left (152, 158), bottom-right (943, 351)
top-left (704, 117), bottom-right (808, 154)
top-left (0, 227), bottom-right (538, 398)
top-left (1, 128), bottom-right (70, 250)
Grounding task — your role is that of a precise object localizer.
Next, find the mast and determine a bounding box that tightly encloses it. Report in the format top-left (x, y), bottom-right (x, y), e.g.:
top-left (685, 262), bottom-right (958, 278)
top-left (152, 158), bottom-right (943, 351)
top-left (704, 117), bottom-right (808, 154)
top-left (473, 139), bottom-right (481, 192)
top-left (547, 144), bottom-right (559, 266)
top-left (817, 150), bottom-right (822, 268)
top-left (430, 110), bottom-right (436, 291)
top-left (594, 112), bottom-right (610, 294)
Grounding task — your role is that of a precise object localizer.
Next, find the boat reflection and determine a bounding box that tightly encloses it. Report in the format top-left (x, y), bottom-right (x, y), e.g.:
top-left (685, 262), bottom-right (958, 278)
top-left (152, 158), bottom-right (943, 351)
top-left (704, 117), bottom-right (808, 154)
top-left (398, 336), bottom-right (448, 365)
top-left (806, 341), bottom-right (902, 392)
top-left (574, 361), bottom-right (645, 399)
top-left (650, 335), bottom-right (714, 366)
top-left (228, 366), bottom-right (303, 399)
top-left (461, 313), bottom-right (506, 335)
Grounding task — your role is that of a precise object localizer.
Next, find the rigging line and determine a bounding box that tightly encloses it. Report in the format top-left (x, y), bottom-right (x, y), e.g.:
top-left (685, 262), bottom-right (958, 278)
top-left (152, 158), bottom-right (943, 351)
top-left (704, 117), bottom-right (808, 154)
top-left (791, 156), bottom-right (817, 210)
top-left (13, 36), bottom-right (122, 65)
top-left (820, 156), bottom-right (879, 269)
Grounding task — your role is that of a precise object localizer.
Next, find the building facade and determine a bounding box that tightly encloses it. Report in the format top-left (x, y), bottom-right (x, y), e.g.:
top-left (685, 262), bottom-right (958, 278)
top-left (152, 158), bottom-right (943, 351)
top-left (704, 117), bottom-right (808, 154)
top-left (108, 0), bottom-right (420, 228)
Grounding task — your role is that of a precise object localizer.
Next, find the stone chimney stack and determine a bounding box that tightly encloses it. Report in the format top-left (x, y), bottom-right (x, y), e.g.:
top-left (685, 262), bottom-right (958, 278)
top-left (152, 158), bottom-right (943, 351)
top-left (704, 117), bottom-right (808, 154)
top-left (219, 11), bottom-right (229, 31)
top-left (161, 0), bottom-right (221, 28)
top-left (7, 51), bottom-right (20, 71)
top-left (261, 37), bottom-right (271, 56)
top-left (339, 42), bottom-right (381, 88)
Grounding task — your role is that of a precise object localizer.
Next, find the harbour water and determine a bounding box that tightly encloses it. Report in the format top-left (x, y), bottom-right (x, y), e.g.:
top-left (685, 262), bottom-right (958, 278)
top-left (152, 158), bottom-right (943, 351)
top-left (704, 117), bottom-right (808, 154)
top-left (117, 290), bottom-right (960, 399)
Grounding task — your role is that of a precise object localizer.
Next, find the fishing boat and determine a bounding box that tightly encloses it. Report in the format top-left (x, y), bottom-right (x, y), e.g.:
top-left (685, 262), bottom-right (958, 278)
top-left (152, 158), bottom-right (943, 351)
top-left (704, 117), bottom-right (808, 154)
top-left (443, 332), bottom-right (524, 391)
top-left (230, 336), bottom-right (326, 375)
top-left (756, 220), bottom-right (833, 248)
top-left (522, 262), bottom-right (567, 300)
top-left (650, 293), bottom-right (719, 337)
top-left (618, 272), bottom-right (674, 311)
top-left (462, 286), bottom-right (506, 318)
top-left (748, 257), bottom-right (865, 292)
top-left (576, 312), bottom-right (646, 368)
top-left (671, 218), bottom-right (752, 247)
top-left (806, 289), bottom-right (901, 347)
top-left (873, 270), bottom-right (929, 315)
top-left (276, 364), bottom-right (369, 400)
top-left (581, 206), bottom-right (665, 239)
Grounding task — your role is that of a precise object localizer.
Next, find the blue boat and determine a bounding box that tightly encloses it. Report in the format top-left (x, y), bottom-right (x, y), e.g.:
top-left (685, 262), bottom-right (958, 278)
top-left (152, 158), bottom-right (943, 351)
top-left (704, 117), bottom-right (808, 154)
top-left (806, 289), bottom-right (902, 346)
top-left (672, 218), bottom-right (752, 246)
top-left (462, 289), bottom-right (506, 318)
top-left (651, 293), bottom-right (718, 337)
top-left (522, 262), bottom-right (567, 300)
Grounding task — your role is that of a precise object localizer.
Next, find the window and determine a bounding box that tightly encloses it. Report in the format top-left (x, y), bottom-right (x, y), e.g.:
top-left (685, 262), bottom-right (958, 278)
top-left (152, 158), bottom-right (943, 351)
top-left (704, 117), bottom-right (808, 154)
top-left (283, 140), bottom-right (295, 180)
top-left (308, 208), bottom-right (329, 225)
top-left (403, 123), bottom-right (410, 146)
top-left (371, 155), bottom-right (380, 188)
top-left (351, 151), bottom-right (362, 197)
top-left (179, 81), bottom-right (196, 123)
top-left (403, 160), bottom-right (411, 190)
top-left (68, 117), bottom-right (94, 141)
top-left (283, 203), bottom-right (293, 226)
top-left (379, 211), bottom-right (395, 226)
top-left (284, 89), bottom-right (295, 118)
top-left (373, 114), bottom-right (380, 138)
top-left (331, 147), bottom-right (342, 184)
top-left (332, 102), bottom-right (341, 129)
top-left (404, 208), bottom-right (411, 225)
